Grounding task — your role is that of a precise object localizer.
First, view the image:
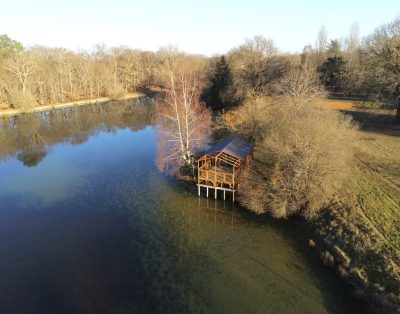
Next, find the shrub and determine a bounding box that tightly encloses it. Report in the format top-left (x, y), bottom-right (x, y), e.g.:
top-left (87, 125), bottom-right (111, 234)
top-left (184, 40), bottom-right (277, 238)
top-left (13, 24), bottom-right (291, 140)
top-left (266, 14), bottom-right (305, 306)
top-left (8, 89), bottom-right (35, 110)
top-left (239, 98), bottom-right (357, 219)
top-left (106, 83), bottom-right (126, 99)
top-left (236, 66), bottom-right (357, 219)
top-left (321, 250), bottom-right (335, 267)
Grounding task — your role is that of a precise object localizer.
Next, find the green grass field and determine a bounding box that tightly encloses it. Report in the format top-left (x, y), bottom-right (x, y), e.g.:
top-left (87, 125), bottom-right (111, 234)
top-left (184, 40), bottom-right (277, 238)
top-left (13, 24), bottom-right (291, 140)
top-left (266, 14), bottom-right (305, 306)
top-left (351, 117), bottom-right (400, 252)
top-left (313, 106), bottom-right (400, 308)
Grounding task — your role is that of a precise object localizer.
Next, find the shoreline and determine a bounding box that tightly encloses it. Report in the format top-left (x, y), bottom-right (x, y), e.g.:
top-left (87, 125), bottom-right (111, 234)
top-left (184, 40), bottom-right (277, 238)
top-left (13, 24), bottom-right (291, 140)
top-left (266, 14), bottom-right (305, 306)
top-left (0, 92), bottom-right (147, 117)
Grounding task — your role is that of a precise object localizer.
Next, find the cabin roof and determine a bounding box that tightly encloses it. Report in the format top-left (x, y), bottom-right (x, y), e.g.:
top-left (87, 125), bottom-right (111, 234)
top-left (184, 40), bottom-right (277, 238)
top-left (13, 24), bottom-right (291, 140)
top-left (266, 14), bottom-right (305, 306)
top-left (205, 135), bottom-right (253, 160)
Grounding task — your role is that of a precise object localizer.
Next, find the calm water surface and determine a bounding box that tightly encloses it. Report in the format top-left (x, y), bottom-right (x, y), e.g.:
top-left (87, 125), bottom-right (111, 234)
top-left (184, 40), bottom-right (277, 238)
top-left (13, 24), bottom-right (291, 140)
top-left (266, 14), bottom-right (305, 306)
top-left (0, 99), bottom-right (365, 313)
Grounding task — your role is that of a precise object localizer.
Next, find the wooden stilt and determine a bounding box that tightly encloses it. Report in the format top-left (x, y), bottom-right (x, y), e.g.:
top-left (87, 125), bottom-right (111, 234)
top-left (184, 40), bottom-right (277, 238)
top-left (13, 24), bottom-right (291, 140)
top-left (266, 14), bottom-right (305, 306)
top-left (197, 184), bottom-right (235, 203)
top-left (231, 211), bottom-right (234, 232)
top-left (196, 138), bottom-right (253, 205)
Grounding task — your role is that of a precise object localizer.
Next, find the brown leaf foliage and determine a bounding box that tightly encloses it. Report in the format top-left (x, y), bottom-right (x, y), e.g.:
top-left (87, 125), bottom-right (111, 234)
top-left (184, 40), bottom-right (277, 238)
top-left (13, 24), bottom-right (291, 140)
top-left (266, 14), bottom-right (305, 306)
top-left (235, 67), bottom-right (357, 219)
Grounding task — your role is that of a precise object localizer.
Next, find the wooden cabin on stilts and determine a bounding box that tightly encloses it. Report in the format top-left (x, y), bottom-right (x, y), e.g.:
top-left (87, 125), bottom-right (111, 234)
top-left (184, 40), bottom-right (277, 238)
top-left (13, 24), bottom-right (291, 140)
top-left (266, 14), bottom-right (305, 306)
top-left (196, 136), bottom-right (254, 202)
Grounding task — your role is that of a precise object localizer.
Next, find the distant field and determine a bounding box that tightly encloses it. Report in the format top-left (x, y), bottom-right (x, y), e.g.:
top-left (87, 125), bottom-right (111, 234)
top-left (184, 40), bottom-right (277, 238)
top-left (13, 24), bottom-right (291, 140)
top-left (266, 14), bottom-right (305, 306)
top-left (318, 99), bottom-right (354, 110)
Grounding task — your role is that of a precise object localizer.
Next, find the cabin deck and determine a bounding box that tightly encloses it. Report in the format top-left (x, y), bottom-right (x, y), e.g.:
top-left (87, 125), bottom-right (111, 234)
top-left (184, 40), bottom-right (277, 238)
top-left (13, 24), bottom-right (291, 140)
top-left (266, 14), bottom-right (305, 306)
top-left (196, 136), bottom-right (254, 202)
top-left (198, 164), bottom-right (236, 189)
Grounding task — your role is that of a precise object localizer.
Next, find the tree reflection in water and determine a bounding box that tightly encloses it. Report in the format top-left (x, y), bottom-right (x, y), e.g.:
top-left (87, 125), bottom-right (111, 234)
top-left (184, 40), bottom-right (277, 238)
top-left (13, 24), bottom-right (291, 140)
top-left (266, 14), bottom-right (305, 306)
top-left (0, 98), bottom-right (154, 166)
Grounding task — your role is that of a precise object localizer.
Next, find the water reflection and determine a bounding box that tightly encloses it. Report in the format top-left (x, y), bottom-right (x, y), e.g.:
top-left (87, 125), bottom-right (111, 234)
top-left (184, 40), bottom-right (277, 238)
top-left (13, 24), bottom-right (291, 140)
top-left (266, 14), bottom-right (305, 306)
top-left (0, 99), bottom-right (366, 313)
top-left (107, 169), bottom-right (364, 313)
top-left (0, 98), bottom-right (154, 166)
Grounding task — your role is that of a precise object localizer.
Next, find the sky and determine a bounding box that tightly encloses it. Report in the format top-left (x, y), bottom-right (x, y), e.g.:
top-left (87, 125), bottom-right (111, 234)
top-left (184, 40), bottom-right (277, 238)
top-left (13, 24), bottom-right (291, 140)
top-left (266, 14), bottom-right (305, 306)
top-left (1, 0), bottom-right (399, 55)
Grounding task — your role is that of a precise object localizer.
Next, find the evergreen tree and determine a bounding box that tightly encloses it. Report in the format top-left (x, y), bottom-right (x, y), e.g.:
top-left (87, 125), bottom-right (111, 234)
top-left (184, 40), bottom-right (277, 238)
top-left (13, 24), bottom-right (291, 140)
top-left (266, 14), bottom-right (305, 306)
top-left (319, 40), bottom-right (344, 92)
top-left (326, 39), bottom-right (341, 57)
top-left (0, 34), bottom-right (23, 57)
top-left (207, 56), bottom-right (233, 108)
top-left (319, 56), bottom-right (345, 92)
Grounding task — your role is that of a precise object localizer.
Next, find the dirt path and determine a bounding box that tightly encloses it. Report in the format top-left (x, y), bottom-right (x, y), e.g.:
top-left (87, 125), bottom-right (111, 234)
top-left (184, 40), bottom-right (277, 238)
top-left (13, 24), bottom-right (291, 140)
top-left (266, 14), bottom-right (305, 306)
top-left (355, 193), bottom-right (400, 254)
top-left (355, 152), bottom-right (400, 194)
top-left (0, 92), bottom-right (146, 117)
top-left (353, 142), bottom-right (400, 254)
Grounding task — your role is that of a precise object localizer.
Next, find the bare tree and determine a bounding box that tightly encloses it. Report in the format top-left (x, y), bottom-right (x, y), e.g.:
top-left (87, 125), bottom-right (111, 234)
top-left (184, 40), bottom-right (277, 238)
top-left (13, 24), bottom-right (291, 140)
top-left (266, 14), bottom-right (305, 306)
top-left (236, 66), bottom-right (356, 219)
top-left (4, 51), bottom-right (36, 96)
top-left (279, 65), bottom-right (326, 106)
top-left (228, 36), bottom-right (290, 100)
top-left (363, 17), bottom-right (400, 96)
top-left (315, 26), bottom-right (328, 66)
top-left (156, 74), bottom-right (211, 174)
top-left (155, 47), bottom-right (211, 174)
top-left (342, 23), bottom-right (362, 94)
top-left (3, 50), bottom-right (37, 109)
top-left (345, 22), bottom-right (360, 52)
top-left (316, 26), bottom-right (328, 51)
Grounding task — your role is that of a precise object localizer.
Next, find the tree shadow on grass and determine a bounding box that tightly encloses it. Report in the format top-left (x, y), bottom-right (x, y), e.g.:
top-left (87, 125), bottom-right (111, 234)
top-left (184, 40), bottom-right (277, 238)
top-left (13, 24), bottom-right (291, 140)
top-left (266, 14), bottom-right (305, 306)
top-left (341, 109), bottom-right (400, 137)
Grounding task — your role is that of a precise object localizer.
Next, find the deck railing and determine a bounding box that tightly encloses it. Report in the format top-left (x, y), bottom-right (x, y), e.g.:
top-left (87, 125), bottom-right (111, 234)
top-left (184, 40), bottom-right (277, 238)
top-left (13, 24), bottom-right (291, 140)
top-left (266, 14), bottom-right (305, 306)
top-left (198, 168), bottom-right (235, 187)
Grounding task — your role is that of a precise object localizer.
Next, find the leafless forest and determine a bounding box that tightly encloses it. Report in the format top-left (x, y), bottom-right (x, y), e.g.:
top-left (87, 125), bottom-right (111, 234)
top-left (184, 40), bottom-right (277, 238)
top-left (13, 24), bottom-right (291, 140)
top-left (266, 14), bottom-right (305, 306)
top-left (1, 16), bottom-right (400, 312)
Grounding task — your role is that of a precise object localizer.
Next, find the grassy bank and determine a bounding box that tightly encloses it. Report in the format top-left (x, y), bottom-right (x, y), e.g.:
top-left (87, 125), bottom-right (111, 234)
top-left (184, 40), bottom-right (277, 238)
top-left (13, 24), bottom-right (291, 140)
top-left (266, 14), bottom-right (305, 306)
top-left (217, 97), bottom-right (400, 311)
top-left (301, 104), bottom-right (400, 311)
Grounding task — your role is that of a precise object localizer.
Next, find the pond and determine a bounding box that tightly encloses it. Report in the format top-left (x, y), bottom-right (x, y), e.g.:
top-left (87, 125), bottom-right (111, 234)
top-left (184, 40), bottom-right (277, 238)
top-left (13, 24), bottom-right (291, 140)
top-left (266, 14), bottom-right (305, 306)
top-left (0, 99), bottom-right (365, 313)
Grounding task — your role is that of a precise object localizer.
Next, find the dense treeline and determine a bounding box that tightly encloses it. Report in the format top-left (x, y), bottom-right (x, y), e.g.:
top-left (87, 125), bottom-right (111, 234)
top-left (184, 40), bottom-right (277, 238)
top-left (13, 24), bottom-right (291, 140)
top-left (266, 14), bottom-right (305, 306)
top-left (1, 17), bottom-right (398, 110)
top-left (205, 17), bottom-right (400, 311)
top-left (204, 17), bottom-right (400, 109)
top-left (1, 16), bottom-right (399, 311)
top-left (0, 36), bottom-right (208, 109)
top-left (201, 16), bottom-right (399, 220)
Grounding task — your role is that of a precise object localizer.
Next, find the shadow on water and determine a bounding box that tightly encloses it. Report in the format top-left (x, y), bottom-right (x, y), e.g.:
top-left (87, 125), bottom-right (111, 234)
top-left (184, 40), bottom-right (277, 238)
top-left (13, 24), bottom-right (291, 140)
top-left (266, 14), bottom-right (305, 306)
top-left (0, 99), bottom-right (367, 313)
top-left (109, 168), bottom-right (367, 313)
